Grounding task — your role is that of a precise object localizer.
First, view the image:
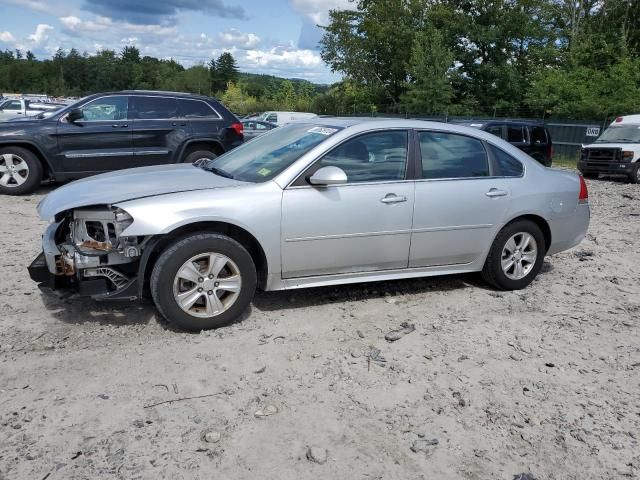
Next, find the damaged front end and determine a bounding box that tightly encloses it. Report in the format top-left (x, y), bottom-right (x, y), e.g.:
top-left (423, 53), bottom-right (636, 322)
top-left (29, 206), bottom-right (150, 300)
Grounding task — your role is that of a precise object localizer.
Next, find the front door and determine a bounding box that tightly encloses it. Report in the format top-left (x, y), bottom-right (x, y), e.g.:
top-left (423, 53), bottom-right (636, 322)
top-left (56, 95), bottom-right (133, 174)
top-left (281, 130), bottom-right (414, 278)
top-left (410, 130), bottom-right (511, 267)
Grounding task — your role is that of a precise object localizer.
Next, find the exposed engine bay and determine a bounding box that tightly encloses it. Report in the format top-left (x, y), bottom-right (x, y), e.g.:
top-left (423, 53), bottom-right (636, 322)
top-left (44, 206), bottom-right (149, 298)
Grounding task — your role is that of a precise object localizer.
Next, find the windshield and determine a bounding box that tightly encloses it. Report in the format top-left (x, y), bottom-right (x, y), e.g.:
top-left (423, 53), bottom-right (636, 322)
top-left (199, 123), bottom-right (341, 182)
top-left (595, 125), bottom-right (640, 143)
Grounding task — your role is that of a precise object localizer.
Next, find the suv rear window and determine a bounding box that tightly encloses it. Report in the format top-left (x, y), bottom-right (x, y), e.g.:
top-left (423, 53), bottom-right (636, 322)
top-left (507, 126), bottom-right (527, 143)
top-left (178, 99), bottom-right (219, 118)
top-left (531, 127), bottom-right (548, 144)
top-left (132, 96), bottom-right (178, 119)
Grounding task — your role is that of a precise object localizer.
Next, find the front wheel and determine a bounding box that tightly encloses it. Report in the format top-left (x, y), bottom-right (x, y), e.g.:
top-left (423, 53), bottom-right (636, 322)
top-left (183, 150), bottom-right (217, 165)
top-left (482, 220), bottom-right (545, 290)
top-left (0, 147), bottom-right (43, 195)
top-left (150, 233), bottom-right (257, 331)
top-left (629, 164), bottom-right (639, 184)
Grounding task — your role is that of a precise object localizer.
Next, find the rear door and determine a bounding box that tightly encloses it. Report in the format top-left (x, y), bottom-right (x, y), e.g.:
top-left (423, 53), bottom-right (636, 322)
top-left (409, 130), bottom-right (511, 267)
top-left (130, 95), bottom-right (190, 166)
top-left (177, 98), bottom-right (223, 148)
top-left (56, 95), bottom-right (133, 174)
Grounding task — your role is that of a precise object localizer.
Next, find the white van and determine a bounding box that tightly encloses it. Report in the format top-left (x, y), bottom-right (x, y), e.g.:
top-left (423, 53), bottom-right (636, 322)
top-left (578, 114), bottom-right (640, 183)
top-left (257, 111), bottom-right (317, 126)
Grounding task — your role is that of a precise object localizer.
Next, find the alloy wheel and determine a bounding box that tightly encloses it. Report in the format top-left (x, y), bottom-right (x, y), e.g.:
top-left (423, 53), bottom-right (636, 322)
top-left (0, 153), bottom-right (29, 188)
top-left (172, 252), bottom-right (242, 318)
top-left (501, 232), bottom-right (538, 281)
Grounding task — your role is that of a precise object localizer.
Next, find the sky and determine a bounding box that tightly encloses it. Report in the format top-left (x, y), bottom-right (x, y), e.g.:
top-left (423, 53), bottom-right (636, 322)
top-left (0, 0), bottom-right (352, 83)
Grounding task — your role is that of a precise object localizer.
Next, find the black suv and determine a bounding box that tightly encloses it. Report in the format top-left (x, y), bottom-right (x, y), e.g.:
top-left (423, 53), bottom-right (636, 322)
top-left (456, 120), bottom-right (553, 166)
top-left (0, 90), bottom-right (243, 195)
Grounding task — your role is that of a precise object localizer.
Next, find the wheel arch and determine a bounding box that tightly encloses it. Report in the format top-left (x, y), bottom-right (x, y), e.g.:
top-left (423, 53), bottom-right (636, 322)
top-left (499, 213), bottom-right (552, 253)
top-left (178, 139), bottom-right (225, 162)
top-left (0, 141), bottom-right (54, 179)
top-left (139, 221), bottom-right (269, 295)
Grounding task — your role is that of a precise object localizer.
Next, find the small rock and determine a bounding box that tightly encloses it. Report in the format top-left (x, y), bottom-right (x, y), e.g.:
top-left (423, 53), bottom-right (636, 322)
top-left (385, 322), bottom-right (416, 342)
top-left (306, 446), bottom-right (327, 464)
top-left (133, 420), bottom-right (145, 428)
top-left (356, 330), bottom-right (365, 339)
top-left (254, 405), bottom-right (278, 418)
top-left (410, 438), bottom-right (439, 454)
top-left (350, 350), bottom-right (361, 358)
top-left (254, 366), bottom-right (266, 374)
top-left (512, 474), bottom-right (537, 480)
top-left (203, 430), bottom-right (221, 443)
top-left (97, 394), bottom-right (109, 400)
top-left (545, 362), bottom-right (555, 368)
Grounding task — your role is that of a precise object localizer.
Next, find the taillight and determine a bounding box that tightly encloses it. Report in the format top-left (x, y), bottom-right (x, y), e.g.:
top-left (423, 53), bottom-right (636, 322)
top-left (548, 144), bottom-right (553, 159)
top-left (615, 116), bottom-right (623, 123)
top-left (578, 175), bottom-right (588, 203)
top-left (231, 122), bottom-right (243, 136)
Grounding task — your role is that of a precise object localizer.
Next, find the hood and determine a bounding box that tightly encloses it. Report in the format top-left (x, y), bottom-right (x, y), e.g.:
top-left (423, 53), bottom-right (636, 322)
top-left (37, 163), bottom-right (244, 220)
top-left (583, 142), bottom-right (640, 150)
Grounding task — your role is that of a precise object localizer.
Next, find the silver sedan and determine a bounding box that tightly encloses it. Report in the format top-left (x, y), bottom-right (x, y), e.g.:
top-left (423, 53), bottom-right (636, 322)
top-left (31, 119), bottom-right (590, 331)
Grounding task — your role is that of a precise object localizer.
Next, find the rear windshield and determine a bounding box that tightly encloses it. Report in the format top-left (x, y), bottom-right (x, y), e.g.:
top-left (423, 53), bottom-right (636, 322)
top-left (596, 125), bottom-right (640, 143)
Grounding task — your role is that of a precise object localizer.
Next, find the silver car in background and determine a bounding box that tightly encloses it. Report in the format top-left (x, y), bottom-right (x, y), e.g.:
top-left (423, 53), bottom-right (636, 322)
top-left (29, 119), bottom-right (590, 331)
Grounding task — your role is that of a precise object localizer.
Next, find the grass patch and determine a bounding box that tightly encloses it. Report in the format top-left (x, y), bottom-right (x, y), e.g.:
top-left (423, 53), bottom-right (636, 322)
top-left (552, 155), bottom-right (578, 169)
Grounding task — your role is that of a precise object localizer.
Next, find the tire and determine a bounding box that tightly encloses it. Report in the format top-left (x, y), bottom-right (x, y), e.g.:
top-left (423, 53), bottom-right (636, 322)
top-left (0, 146), bottom-right (43, 195)
top-left (151, 233), bottom-right (257, 331)
top-left (481, 220), bottom-right (546, 290)
top-left (183, 150), bottom-right (218, 164)
top-left (628, 164), bottom-right (639, 184)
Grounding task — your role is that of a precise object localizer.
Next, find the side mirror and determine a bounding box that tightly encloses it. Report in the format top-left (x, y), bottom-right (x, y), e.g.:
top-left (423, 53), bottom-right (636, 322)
top-left (67, 108), bottom-right (84, 123)
top-left (309, 166), bottom-right (348, 186)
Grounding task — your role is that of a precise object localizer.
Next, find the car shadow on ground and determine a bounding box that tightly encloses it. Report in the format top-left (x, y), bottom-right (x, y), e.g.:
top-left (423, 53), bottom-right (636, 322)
top-left (36, 264), bottom-right (554, 330)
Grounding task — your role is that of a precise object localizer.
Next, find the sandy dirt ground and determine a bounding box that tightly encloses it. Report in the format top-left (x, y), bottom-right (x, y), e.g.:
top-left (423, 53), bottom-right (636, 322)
top-left (0, 174), bottom-right (639, 480)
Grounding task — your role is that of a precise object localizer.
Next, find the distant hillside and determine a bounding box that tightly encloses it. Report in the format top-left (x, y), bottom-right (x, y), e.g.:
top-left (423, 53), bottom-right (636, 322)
top-left (237, 72), bottom-right (330, 98)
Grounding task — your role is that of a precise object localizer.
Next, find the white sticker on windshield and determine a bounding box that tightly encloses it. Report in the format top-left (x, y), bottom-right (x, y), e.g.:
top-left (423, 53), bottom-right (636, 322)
top-left (308, 126), bottom-right (337, 135)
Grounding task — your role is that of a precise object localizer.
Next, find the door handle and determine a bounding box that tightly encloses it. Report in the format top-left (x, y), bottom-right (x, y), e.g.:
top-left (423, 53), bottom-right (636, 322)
top-left (485, 188), bottom-right (508, 197)
top-left (380, 194), bottom-right (407, 204)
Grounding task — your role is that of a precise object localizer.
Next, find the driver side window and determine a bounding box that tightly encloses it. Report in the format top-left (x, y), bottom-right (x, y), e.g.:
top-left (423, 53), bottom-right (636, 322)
top-left (314, 130), bottom-right (408, 184)
top-left (79, 96), bottom-right (129, 121)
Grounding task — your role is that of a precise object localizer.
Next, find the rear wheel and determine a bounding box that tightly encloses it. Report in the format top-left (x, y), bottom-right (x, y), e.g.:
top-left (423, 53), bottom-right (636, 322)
top-left (628, 164), bottom-right (639, 184)
top-left (150, 233), bottom-right (256, 331)
top-left (0, 147), bottom-right (42, 195)
top-left (183, 150), bottom-right (217, 165)
top-left (482, 220), bottom-right (545, 290)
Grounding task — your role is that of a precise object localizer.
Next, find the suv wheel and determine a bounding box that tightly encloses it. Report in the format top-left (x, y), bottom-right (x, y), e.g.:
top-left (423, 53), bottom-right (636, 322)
top-left (0, 147), bottom-right (42, 195)
top-left (183, 149), bottom-right (218, 164)
top-left (150, 233), bottom-right (257, 331)
top-left (629, 164), bottom-right (639, 184)
top-left (482, 220), bottom-right (545, 290)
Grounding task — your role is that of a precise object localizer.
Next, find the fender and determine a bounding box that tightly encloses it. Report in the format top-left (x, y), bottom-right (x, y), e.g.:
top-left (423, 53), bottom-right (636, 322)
top-left (176, 138), bottom-right (226, 162)
top-left (0, 140), bottom-right (56, 176)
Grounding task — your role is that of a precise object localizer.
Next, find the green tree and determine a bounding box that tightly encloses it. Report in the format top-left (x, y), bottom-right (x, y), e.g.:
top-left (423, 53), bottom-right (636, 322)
top-left (210, 52), bottom-right (238, 94)
top-left (401, 26), bottom-right (454, 114)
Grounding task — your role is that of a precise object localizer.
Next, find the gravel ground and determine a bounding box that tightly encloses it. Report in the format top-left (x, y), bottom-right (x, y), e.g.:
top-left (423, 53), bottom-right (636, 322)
top-left (0, 175), bottom-right (639, 480)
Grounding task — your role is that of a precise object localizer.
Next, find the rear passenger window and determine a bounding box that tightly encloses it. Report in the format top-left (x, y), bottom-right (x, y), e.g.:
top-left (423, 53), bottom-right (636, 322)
top-left (507, 126), bottom-right (527, 143)
top-left (486, 125), bottom-right (505, 139)
top-left (178, 99), bottom-right (218, 118)
top-left (418, 132), bottom-right (489, 179)
top-left (317, 131), bottom-right (408, 183)
top-left (532, 127), bottom-right (547, 144)
top-left (266, 113), bottom-right (277, 123)
top-left (132, 96), bottom-right (178, 119)
top-left (490, 145), bottom-right (524, 177)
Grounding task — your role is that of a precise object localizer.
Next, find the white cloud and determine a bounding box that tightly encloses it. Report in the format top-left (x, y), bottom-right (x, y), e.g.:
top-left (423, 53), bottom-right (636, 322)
top-left (0, 0), bottom-right (49, 12)
top-left (0, 31), bottom-right (16, 43)
top-left (217, 29), bottom-right (261, 49)
top-left (290, 0), bottom-right (352, 25)
top-left (28, 24), bottom-right (53, 46)
top-left (244, 47), bottom-right (322, 68)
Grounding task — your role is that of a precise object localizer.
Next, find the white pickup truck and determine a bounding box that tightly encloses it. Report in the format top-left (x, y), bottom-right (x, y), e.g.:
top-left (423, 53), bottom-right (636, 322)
top-left (0, 98), bottom-right (65, 121)
top-left (578, 114), bottom-right (640, 184)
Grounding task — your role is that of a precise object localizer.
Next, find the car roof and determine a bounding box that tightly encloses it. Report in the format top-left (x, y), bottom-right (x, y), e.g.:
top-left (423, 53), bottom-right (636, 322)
top-left (453, 119), bottom-right (544, 127)
top-left (101, 90), bottom-right (218, 102)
